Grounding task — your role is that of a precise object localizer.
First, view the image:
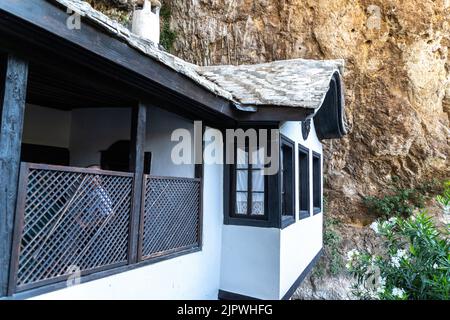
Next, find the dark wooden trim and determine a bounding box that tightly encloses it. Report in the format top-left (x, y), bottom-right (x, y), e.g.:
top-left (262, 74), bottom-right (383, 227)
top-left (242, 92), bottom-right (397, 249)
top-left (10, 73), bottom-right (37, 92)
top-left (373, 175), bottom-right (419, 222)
top-left (312, 152), bottom-right (322, 215)
top-left (218, 290), bottom-right (260, 300)
top-left (232, 105), bottom-right (315, 122)
top-left (0, 53), bottom-right (28, 297)
top-left (223, 127), bottom-right (280, 228)
top-left (281, 215), bottom-right (295, 229)
top-left (6, 246), bottom-right (201, 300)
top-left (314, 72), bottom-right (347, 140)
top-left (280, 134), bottom-right (295, 222)
top-left (7, 163), bottom-right (29, 296)
top-left (148, 175), bottom-right (201, 182)
top-left (137, 174), bottom-right (146, 263)
top-left (141, 244), bottom-right (200, 262)
top-left (128, 102), bottom-right (147, 264)
top-left (15, 260), bottom-right (128, 293)
top-left (0, 0), bottom-right (236, 124)
top-left (194, 126), bottom-right (205, 250)
top-left (0, 1), bottom-right (315, 126)
top-left (281, 248), bottom-right (323, 300)
top-left (298, 145), bottom-right (310, 220)
top-left (138, 174), bottom-right (202, 261)
top-left (299, 210), bottom-right (310, 220)
top-left (21, 162), bottom-right (134, 177)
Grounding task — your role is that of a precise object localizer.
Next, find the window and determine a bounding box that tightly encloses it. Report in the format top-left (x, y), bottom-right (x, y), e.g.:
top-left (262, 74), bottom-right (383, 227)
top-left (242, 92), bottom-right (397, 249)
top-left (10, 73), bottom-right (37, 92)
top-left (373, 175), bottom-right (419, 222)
top-left (312, 152), bottom-right (322, 214)
top-left (225, 128), bottom-right (280, 228)
top-left (298, 146), bottom-right (310, 219)
top-left (234, 145), bottom-right (266, 218)
top-left (280, 136), bottom-right (295, 226)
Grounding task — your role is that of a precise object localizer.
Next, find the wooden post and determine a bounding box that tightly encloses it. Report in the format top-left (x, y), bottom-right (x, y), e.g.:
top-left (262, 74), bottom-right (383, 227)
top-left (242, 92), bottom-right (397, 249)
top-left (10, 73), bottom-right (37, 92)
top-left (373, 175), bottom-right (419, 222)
top-left (128, 102), bottom-right (147, 264)
top-left (0, 54), bottom-right (28, 297)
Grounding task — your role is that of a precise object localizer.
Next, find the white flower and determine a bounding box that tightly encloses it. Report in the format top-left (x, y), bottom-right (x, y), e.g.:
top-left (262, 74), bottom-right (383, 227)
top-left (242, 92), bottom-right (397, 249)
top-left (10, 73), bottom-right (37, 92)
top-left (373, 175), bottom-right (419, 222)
top-left (370, 221), bottom-right (380, 234)
top-left (376, 276), bottom-right (386, 294)
top-left (433, 263), bottom-right (438, 269)
top-left (388, 217), bottom-right (398, 225)
top-left (396, 249), bottom-right (407, 259)
top-left (390, 256), bottom-right (401, 268)
top-left (346, 249), bottom-right (360, 261)
top-left (346, 262), bottom-right (352, 270)
top-left (379, 276), bottom-right (386, 287)
top-left (392, 287), bottom-right (406, 298)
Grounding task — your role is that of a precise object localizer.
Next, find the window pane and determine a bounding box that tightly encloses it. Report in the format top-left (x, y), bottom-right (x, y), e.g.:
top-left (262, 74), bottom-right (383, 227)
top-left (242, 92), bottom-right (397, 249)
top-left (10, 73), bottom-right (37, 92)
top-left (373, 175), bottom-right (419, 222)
top-left (235, 192), bottom-right (248, 215)
top-left (252, 170), bottom-right (264, 192)
top-left (281, 141), bottom-right (294, 217)
top-left (250, 149), bottom-right (264, 168)
top-left (236, 148), bottom-right (248, 169)
top-left (236, 170), bottom-right (248, 191)
top-left (251, 193), bottom-right (264, 215)
top-left (313, 153), bottom-right (321, 212)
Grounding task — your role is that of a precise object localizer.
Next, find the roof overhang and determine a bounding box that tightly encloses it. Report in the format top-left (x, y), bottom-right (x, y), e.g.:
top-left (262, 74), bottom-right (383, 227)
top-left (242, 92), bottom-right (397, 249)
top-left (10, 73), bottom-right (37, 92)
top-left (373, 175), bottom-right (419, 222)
top-left (0, 0), bottom-right (347, 134)
top-left (314, 72), bottom-right (348, 140)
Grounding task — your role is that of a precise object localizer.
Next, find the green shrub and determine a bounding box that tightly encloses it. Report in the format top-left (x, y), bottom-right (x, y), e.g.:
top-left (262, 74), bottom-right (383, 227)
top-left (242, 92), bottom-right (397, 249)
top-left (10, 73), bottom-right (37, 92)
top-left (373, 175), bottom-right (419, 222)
top-left (346, 212), bottom-right (450, 300)
top-left (313, 198), bottom-right (344, 277)
top-left (363, 178), bottom-right (426, 218)
top-left (160, 5), bottom-right (176, 51)
top-left (436, 180), bottom-right (450, 215)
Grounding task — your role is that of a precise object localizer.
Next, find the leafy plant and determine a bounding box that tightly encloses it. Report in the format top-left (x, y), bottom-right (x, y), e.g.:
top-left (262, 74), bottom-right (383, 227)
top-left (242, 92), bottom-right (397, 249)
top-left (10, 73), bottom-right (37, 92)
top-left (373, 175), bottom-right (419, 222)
top-left (363, 178), bottom-right (426, 218)
top-left (346, 213), bottom-right (450, 300)
top-left (159, 5), bottom-right (176, 51)
top-left (436, 180), bottom-right (450, 215)
top-left (313, 198), bottom-right (344, 277)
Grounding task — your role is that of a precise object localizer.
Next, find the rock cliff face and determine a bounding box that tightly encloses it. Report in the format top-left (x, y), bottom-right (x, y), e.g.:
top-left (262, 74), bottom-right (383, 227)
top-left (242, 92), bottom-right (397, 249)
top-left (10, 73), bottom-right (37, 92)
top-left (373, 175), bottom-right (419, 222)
top-left (167, 0), bottom-right (450, 225)
top-left (91, 0), bottom-right (450, 222)
top-left (89, 0), bottom-right (449, 298)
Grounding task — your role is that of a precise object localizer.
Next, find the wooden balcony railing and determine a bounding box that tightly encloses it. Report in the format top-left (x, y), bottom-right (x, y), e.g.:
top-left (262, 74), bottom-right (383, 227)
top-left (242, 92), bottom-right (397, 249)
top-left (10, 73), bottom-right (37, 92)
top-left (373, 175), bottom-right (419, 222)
top-left (8, 163), bottom-right (201, 294)
top-left (139, 175), bottom-right (201, 260)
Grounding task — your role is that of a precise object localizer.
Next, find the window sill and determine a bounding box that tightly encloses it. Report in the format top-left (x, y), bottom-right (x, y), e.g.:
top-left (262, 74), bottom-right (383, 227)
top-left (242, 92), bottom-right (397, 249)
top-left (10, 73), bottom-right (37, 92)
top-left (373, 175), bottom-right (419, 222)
top-left (313, 207), bottom-right (321, 215)
top-left (224, 216), bottom-right (275, 228)
top-left (281, 215), bottom-right (295, 229)
top-left (299, 210), bottom-right (310, 220)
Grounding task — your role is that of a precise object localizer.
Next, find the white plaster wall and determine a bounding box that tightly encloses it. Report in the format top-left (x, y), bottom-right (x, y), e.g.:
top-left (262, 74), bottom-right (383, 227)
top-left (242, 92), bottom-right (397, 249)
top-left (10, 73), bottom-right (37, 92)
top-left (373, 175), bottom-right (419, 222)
top-left (31, 127), bottom-right (224, 300)
top-left (220, 226), bottom-right (280, 300)
top-left (145, 106), bottom-right (195, 178)
top-left (220, 121), bottom-right (323, 300)
top-left (69, 108), bottom-right (131, 167)
top-left (22, 104), bottom-right (72, 148)
top-left (278, 120), bottom-right (323, 298)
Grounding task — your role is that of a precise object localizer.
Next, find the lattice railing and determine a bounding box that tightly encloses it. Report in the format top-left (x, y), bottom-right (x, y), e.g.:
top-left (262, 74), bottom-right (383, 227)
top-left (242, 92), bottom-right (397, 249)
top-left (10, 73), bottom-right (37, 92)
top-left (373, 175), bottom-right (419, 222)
top-left (10, 163), bottom-right (133, 291)
top-left (140, 176), bottom-right (201, 260)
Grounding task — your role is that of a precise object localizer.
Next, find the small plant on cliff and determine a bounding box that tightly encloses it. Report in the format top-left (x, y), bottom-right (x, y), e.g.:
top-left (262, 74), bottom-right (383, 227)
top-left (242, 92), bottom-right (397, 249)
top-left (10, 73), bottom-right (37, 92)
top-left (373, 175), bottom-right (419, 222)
top-left (363, 177), bottom-right (425, 218)
top-left (346, 212), bottom-right (450, 300)
top-left (159, 5), bottom-right (176, 51)
top-left (313, 199), bottom-right (344, 277)
top-left (436, 180), bottom-right (450, 216)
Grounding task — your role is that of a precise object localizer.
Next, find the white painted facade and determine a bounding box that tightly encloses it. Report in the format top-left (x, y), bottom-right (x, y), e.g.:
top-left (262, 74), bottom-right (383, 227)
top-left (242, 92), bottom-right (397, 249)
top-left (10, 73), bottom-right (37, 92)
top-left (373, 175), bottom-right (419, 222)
top-left (220, 121), bottom-right (323, 299)
top-left (22, 104), bottom-right (323, 300)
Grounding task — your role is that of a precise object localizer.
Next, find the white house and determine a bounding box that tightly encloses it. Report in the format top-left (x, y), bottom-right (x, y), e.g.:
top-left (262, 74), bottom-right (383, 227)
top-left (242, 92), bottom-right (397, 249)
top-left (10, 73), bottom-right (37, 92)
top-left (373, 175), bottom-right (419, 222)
top-left (0, 0), bottom-right (347, 300)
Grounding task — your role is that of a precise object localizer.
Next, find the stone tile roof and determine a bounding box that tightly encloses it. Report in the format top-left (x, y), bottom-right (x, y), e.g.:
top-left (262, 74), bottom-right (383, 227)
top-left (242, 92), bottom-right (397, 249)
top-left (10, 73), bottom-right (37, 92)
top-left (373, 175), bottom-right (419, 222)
top-left (51, 0), bottom-right (344, 110)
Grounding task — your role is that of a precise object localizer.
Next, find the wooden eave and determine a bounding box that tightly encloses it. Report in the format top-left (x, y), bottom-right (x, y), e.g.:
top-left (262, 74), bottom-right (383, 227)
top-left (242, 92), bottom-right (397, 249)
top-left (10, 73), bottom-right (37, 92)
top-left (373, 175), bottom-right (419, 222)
top-left (0, 0), bottom-right (314, 127)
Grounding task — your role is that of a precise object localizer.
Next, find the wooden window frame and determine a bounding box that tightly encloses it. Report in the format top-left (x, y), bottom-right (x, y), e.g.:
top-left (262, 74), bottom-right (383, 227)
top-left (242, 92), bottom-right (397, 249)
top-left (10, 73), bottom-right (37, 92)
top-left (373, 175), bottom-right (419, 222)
top-left (298, 145), bottom-right (310, 220)
top-left (230, 140), bottom-right (269, 221)
top-left (280, 135), bottom-right (295, 228)
top-left (224, 127), bottom-right (280, 228)
top-left (312, 151), bottom-right (322, 214)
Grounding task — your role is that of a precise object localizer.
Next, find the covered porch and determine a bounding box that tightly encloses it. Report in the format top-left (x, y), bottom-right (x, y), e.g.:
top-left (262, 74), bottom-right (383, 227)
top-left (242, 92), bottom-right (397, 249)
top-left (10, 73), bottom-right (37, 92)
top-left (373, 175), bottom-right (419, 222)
top-left (1, 49), bottom-right (203, 296)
